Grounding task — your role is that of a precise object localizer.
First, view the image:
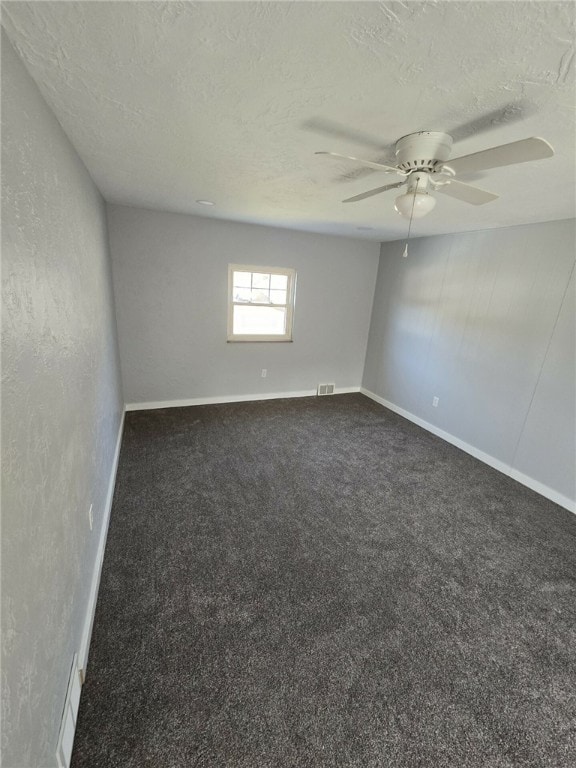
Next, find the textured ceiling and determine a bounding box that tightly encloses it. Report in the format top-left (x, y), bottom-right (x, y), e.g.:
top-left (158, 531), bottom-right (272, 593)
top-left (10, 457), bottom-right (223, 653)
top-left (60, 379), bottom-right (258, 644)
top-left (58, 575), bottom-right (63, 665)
top-left (3, 1), bottom-right (575, 241)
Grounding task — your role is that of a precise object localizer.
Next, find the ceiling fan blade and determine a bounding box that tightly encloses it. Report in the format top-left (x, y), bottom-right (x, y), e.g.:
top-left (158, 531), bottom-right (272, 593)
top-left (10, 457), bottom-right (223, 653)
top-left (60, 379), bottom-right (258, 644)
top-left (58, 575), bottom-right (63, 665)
top-left (336, 157), bottom-right (397, 184)
top-left (436, 178), bottom-right (499, 205)
top-left (445, 137), bottom-right (554, 175)
top-left (316, 151), bottom-right (400, 174)
top-left (343, 181), bottom-right (406, 203)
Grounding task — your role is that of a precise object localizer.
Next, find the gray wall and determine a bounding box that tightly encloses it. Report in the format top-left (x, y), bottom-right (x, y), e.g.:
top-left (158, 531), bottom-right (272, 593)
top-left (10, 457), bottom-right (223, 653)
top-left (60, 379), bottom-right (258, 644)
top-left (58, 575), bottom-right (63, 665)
top-left (1, 31), bottom-right (123, 767)
top-left (363, 219), bottom-right (576, 505)
top-left (107, 204), bottom-right (379, 405)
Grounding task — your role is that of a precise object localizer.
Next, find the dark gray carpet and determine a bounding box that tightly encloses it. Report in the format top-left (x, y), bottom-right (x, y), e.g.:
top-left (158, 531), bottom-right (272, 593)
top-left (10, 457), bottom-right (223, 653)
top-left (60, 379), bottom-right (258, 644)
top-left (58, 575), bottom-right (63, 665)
top-left (71, 394), bottom-right (576, 768)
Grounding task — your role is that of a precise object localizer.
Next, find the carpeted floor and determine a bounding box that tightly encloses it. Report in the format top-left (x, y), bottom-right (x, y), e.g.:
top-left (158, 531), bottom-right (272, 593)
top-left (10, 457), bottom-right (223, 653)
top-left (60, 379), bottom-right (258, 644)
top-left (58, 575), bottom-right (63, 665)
top-left (71, 394), bottom-right (576, 767)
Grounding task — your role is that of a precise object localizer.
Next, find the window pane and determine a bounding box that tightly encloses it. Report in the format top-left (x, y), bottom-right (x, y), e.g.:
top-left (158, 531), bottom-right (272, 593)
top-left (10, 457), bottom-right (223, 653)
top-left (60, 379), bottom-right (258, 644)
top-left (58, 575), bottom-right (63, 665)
top-left (251, 288), bottom-right (271, 304)
top-left (233, 271), bottom-right (251, 288)
top-left (233, 287), bottom-right (251, 302)
top-left (270, 289), bottom-right (287, 305)
top-left (270, 274), bottom-right (288, 290)
top-left (252, 273), bottom-right (270, 290)
top-left (233, 305), bottom-right (286, 335)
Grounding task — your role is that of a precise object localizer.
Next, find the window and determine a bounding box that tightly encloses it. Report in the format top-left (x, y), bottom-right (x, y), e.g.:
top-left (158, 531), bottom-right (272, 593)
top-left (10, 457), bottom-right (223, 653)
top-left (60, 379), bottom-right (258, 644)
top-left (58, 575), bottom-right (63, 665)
top-left (228, 264), bottom-right (296, 342)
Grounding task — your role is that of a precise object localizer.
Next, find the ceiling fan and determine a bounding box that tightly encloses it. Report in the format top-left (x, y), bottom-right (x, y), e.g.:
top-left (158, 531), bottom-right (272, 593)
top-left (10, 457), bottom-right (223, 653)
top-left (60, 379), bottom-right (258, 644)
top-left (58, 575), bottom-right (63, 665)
top-left (316, 131), bottom-right (554, 218)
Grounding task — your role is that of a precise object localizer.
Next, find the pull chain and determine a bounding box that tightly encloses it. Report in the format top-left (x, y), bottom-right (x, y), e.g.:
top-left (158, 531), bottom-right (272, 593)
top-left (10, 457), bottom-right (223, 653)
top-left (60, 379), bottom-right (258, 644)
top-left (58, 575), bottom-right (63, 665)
top-left (402, 177), bottom-right (420, 258)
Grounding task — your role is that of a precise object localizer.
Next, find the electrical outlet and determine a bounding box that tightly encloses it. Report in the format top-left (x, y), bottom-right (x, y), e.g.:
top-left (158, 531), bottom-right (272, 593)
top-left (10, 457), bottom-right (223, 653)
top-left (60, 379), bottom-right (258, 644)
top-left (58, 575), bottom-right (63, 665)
top-left (88, 504), bottom-right (93, 531)
top-left (432, 396), bottom-right (439, 407)
top-left (261, 369), bottom-right (267, 378)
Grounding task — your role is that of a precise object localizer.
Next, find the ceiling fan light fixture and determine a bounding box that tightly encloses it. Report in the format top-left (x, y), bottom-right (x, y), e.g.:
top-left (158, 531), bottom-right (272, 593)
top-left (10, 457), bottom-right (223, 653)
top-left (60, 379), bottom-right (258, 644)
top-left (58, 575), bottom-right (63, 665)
top-left (394, 191), bottom-right (437, 219)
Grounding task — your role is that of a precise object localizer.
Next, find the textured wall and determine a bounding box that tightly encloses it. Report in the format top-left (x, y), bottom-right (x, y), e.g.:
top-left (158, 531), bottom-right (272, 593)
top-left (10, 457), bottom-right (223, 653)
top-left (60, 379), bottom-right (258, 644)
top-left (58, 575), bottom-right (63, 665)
top-left (1, 31), bottom-right (123, 767)
top-left (107, 204), bottom-right (379, 405)
top-left (363, 219), bottom-right (576, 505)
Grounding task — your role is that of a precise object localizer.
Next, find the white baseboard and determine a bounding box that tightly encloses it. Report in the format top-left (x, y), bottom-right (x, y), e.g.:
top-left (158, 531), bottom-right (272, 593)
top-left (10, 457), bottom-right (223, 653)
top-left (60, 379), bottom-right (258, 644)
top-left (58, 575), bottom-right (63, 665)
top-left (126, 387), bottom-right (361, 411)
top-left (360, 388), bottom-right (575, 514)
top-left (56, 654), bottom-right (81, 768)
top-left (78, 410), bottom-right (126, 679)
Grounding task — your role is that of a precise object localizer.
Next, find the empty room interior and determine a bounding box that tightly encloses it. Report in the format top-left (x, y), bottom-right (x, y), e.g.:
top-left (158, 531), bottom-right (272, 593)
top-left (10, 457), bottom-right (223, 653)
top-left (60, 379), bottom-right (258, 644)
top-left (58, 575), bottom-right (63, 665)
top-left (2, 2), bottom-right (576, 767)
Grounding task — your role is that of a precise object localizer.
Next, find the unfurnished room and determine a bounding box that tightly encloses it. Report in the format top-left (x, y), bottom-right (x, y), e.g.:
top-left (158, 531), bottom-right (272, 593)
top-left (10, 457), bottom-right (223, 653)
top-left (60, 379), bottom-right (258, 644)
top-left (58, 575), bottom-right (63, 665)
top-left (1, 2), bottom-right (575, 767)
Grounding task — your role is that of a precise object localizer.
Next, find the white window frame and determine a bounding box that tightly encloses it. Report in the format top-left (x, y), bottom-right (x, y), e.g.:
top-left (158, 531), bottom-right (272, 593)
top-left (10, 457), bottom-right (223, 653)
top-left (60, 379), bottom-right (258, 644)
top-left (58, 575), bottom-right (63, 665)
top-left (227, 264), bottom-right (296, 342)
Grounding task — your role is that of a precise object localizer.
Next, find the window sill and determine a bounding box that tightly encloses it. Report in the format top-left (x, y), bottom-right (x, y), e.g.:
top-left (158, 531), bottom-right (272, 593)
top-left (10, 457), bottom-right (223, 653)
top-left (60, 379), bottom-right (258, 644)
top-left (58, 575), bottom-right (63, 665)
top-left (227, 338), bottom-right (294, 343)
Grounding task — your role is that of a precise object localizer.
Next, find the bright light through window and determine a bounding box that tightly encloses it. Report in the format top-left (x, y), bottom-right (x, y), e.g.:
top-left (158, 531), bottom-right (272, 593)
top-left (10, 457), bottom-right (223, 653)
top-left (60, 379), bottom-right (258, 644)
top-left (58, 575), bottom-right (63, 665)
top-left (228, 265), bottom-right (296, 342)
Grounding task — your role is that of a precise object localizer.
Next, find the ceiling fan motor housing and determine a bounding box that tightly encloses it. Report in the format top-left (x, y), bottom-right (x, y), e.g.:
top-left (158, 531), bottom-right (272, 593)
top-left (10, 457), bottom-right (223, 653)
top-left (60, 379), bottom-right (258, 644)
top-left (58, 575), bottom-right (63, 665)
top-left (395, 131), bottom-right (453, 172)
top-left (405, 171), bottom-right (433, 194)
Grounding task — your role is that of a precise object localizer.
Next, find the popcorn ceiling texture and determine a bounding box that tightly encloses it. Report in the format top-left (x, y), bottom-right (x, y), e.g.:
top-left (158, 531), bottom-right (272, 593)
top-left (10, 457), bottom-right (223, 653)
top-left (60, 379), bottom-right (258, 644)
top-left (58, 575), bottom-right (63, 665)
top-left (1, 31), bottom-right (123, 767)
top-left (2, 1), bottom-right (575, 241)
